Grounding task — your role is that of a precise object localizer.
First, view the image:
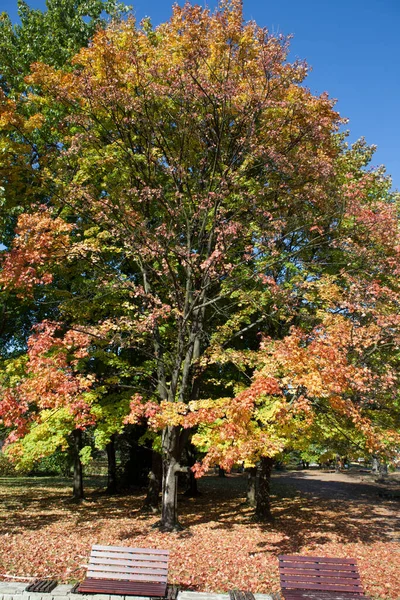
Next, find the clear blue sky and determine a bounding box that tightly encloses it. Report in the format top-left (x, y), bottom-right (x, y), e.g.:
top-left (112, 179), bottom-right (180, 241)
top-left (2, 0), bottom-right (400, 190)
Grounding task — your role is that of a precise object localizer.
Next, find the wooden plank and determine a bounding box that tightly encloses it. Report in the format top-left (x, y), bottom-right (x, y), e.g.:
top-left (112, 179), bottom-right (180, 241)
top-left (279, 555), bottom-right (355, 564)
top-left (281, 575), bottom-right (362, 589)
top-left (90, 558), bottom-right (168, 573)
top-left (279, 562), bottom-right (358, 572)
top-left (282, 592), bottom-right (364, 595)
top-left (80, 582), bottom-right (164, 590)
top-left (78, 578), bottom-right (167, 597)
top-left (282, 592), bottom-right (366, 596)
top-left (91, 552), bottom-right (168, 558)
top-left (281, 572), bottom-right (359, 581)
top-left (90, 556), bottom-right (168, 570)
top-left (88, 557), bottom-right (168, 573)
top-left (87, 570), bottom-right (167, 583)
top-left (281, 575), bottom-right (362, 588)
top-left (279, 555), bottom-right (356, 565)
top-left (283, 596), bottom-right (367, 600)
top-left (92, 545), bottom-right (169, 556)
top-left (80, 579), bottom-right (166, 590)
top-left (281, 581), bottom-right (364, 593)
top-left (91, 550), bottom-right (169, 563)
top-left (280, 568), bottom-right (360, 579)
top-left (87, 564), bottom-right (168, 578)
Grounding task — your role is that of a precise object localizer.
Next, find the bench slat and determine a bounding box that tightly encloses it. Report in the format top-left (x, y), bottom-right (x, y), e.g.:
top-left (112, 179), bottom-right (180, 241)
top-left (283, 596), bottom-right (364, 599)
top-left (88, 564), bottom-right (167, 579)
top-left (280, 556), bottom-right (356, 565)
top-left (93, 545), bottom-right (169, 555)
top-left (87, 570), bottom-right (167, 583)
top-left (280, 568), bottom-right (361, 580)
top-left (283, 594), bottom-right (367, 600)
top-left (78, 578), bottom-right (167, 597)
top-left (90, 558), bottom-right (168, 572)
top-left (281, 575), bottom-right (362, 587)
top-left (91, 550), bottom-right (169, 563)
top-left (90, 558), bottom-right (168, 570)
top-left (279, 562), bottom-right (358, 572)
top-left (80, 579), bottom-right (166, 590)
top-left (281, 582), bottom-right (364, 593)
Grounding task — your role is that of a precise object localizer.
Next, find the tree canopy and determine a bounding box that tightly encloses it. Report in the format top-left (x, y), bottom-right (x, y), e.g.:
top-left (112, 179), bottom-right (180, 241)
top-left (0, 0), bottom-right (399, 528)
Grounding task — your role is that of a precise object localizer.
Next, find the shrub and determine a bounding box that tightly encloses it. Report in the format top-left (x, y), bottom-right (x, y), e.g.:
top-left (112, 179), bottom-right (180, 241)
top-left (0, 452), bottom-right (17, 476)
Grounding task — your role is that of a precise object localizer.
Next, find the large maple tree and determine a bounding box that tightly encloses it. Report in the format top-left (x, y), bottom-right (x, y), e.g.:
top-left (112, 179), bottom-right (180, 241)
top-left (0, 1), bottom-right (399, 529)
top-left (155, 142), bottom-right (400, 519)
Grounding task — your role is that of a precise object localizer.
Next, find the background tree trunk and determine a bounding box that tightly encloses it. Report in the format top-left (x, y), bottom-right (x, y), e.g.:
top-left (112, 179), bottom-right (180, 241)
top-left (377, 461), bottom-right (388, 482)
top-left (218, 467), bottom-right (226, 478)
top-left (106, 434), bottom-right (117, 495)
top-left (72, 429), bottom-right (84, 501)
top-left (160, 426), bottom-right (183, 531)
top-left (184, 444), bottom-right (201, 497)
top-left (142, 450), bottom-right (162, 512)
top-left (335, 454), bottom-right (342, 473)
top-left (255, 456), bottom-right (274, 521)
top-left (371, 456), bottom-right (379, 473)
top-left (246, 466), bottom-right (257, 507)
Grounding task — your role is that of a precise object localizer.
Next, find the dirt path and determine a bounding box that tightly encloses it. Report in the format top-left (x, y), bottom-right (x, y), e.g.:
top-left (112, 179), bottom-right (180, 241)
top-left (273, 468), bottom-right (400, 507)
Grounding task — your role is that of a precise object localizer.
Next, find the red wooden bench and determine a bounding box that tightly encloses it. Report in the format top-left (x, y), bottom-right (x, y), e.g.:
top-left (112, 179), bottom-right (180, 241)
top-left (77, 545), bottom-right (170, 597)
top-left (278, 555), bottom-right (371, 600)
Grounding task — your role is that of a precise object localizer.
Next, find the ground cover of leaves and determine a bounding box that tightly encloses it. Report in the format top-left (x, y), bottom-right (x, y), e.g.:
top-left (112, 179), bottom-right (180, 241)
top-left (0, 473), bottom-right (399, 600)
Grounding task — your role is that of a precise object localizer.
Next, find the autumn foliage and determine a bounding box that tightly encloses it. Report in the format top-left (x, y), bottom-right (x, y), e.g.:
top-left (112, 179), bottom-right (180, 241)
top-left (0, 0), bottom-right (399, 530)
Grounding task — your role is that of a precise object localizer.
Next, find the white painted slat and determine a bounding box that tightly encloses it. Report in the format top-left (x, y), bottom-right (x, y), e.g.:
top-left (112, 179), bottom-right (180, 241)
top-left (88, 564), bottom-right (168, 577)
top-left (87, 571), bottom-right (167, 583)
top-left (90, 557), bottom-right (168, 572)
top-left (91, 550), bottom-right (169, 563)
top-left (92, 545), bottom-right (169, 556)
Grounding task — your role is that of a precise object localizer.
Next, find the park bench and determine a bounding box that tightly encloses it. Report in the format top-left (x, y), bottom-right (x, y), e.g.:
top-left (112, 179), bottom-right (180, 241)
top-left (77, 544), bottom-right (170, 597)
top-left (278, 555), bottom-right (371, 600)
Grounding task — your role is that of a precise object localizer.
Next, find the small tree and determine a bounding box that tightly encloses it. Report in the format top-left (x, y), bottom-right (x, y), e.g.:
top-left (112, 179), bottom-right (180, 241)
top-left (0, 321), bottom-right (97, 498)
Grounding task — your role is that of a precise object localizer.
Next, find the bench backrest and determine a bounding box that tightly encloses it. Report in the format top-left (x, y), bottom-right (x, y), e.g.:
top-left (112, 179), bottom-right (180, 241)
top-left (87, 545), bottom-right (169, 584)
top-left (279, 555), bottom-right (365, 595)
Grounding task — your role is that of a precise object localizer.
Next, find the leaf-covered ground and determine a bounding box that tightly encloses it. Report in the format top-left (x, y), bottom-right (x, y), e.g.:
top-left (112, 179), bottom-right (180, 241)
top-left (0, 472), bottom-right (399, 600)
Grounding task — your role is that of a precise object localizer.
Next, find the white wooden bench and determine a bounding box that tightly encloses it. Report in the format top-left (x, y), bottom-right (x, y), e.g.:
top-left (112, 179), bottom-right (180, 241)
top-left (77, 545), bottom-right (169, 597)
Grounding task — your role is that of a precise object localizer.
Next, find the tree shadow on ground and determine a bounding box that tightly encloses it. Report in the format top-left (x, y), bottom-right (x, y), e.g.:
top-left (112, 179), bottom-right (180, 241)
top-left (1, 472), bottom-right (399, 598)
top-left (1, 471), bottom-right (399, 546)
top-left (114, 472), bottom-right (400, 552)
top-left (172, 476), bottom-right (400, 547)
top-left (0, 476), bottom-right (146, 535)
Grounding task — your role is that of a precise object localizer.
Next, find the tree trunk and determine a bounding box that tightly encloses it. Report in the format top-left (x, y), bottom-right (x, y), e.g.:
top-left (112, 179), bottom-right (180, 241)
top-left (218, 467), bottom-right (226, 477)
top-left (246, 466), bottom-right (257, 507)
top-left (106, 434), bottom-right (117, 495)
top-left (371, 456), bottom-right (379, 473)
top-left (255, 456), bottom-right (274, 521)
top-left (72, 429), bottom-right (84, 501)
top-left (184, 444), bottom-right (201, 497)
top-left (160, 426), bottom-right (183, 531)
top-left (335, 454), bottom-right (342, 473)
top-left (377, 461), bottom-right (388, 482)
top-left (142, 450), bottom-right (162, 512)
top-left (184, 469), bottom-right (200, 497)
